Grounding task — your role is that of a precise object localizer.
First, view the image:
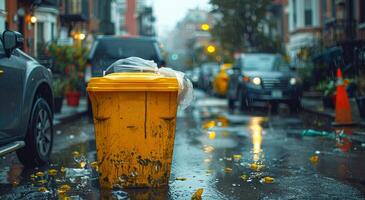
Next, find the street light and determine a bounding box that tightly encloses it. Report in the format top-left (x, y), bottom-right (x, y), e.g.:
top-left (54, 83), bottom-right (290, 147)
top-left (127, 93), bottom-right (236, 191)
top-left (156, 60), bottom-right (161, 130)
top-left (206, 45), bottom-right (216, 54)
top-left (30, 16), bottom-right (37, 24)
top-left (201, 23), bottom-right (210, 31)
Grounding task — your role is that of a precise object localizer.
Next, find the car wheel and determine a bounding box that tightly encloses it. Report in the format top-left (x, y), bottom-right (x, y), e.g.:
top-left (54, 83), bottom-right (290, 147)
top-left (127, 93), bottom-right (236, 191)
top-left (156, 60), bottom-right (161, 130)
top-left (239, 92), bottom-right (249, 111)
top-left (289, 99), bottom-right (301, 113)
top-left (269, 102), bottom-right (279, 113)
top-left (228, 98), bottom-right (236, 111)
top-left (17, 97), bottom-right (53, 168)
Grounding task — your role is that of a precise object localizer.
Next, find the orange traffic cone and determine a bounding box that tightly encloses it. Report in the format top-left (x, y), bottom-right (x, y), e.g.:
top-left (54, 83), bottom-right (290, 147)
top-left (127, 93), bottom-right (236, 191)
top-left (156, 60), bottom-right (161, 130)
top-left (334, 68), bottom-right (353, 126)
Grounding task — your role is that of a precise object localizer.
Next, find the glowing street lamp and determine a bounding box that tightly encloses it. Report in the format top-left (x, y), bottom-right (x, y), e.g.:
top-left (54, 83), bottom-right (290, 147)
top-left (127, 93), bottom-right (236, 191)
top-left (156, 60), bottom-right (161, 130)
top-left (201, 23), bottom-right (210, 31)
top-left (206, 45), bottom-right (216, 54)
top-left (30, 16), bottom-right (37, 24)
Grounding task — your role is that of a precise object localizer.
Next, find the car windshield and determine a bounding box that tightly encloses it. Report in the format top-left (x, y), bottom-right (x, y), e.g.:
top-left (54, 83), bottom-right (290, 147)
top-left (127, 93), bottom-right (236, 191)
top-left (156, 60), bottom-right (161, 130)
top-left (241, 55), bottom-right (276, 71)
top-left (90, 38), bottom-right (161, 66)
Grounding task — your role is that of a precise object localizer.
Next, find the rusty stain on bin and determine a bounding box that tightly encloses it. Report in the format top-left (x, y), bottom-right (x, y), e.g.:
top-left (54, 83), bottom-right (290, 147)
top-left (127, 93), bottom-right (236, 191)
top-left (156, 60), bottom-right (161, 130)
top-left (87, 73), bottom-right (179, 189)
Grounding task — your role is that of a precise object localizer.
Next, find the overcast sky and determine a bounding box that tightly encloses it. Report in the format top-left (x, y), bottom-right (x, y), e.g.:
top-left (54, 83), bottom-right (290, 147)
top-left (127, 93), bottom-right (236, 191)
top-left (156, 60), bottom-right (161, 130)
top-left (152, 0), bottom-right (210, 38)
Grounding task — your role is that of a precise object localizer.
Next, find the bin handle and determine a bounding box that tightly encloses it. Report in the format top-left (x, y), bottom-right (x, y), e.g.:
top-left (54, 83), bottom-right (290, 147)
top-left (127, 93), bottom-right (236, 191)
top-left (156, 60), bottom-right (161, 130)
top-left (103, 65), bottom-right (158, 76)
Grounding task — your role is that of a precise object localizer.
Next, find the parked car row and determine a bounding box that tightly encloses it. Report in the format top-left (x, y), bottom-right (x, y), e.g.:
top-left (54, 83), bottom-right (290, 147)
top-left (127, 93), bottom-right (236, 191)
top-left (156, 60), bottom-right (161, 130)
top-left (185, 53), bottom-right (303, 112)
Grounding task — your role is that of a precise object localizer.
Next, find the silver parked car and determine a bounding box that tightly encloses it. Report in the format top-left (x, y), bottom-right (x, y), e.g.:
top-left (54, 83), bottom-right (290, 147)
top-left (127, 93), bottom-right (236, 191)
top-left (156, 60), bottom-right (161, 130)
top-left (227, 53), bottom-right (302, 112)
top-left (0, 30), bottom-right (54, 167)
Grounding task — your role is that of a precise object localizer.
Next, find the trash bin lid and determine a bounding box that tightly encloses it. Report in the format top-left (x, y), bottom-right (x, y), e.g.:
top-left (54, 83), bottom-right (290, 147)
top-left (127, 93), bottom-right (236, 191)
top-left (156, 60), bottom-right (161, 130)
top-left (87, 72), bottom-right (179, 92)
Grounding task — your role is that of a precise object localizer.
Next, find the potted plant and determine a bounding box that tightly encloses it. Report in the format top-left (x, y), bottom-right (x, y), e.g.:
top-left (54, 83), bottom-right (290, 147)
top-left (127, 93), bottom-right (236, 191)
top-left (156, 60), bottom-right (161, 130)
top-left (47, 44), bottom-right (88, 107)
top-left (52, 78), bottom-right (67, 113)
top-left (65, 64), bottom-right (85, 107)
top-left (316, 80), bottom-right (336, 108)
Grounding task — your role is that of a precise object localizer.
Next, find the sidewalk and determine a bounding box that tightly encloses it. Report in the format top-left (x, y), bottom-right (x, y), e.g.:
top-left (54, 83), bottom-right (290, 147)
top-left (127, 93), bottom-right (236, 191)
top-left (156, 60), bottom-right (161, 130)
top-left (301, 94), bottom-right (365, 127)
top-left (54, 98), bottom-right (88, 127)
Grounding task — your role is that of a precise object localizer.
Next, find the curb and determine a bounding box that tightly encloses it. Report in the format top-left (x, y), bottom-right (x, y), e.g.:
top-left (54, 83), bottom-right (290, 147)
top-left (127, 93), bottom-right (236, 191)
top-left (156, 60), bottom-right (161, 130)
top-left (301, 106), bottom-right (335, 119)
top-left (301, 106), bottom-right (365, 128)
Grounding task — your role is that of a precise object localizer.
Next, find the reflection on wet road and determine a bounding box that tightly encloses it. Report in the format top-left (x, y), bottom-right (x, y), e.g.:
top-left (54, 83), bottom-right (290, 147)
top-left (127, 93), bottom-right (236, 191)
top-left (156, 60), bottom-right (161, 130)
top-left (0, 90), bottom-right (365, 199)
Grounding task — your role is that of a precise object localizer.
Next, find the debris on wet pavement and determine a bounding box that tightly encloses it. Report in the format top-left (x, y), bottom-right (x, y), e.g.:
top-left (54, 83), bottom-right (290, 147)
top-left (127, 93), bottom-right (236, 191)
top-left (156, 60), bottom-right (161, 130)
top-left (191, 188), bottom-right (204, 200)
top-left (309, 155), bottom-right (319, 165)
top-left (260, 176), bottom-right (274, 184)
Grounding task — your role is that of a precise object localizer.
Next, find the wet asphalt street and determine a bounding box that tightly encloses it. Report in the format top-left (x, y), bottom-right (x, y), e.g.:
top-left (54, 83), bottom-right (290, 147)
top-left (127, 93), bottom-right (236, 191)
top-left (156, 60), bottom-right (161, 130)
top-left (1, 90), bottom-right (365, 199)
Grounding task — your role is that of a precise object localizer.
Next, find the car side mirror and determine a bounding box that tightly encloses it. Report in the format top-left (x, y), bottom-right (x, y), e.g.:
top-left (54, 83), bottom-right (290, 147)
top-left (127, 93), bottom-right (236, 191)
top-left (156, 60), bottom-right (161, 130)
top-left (2, 30), bottom-right (24, 57)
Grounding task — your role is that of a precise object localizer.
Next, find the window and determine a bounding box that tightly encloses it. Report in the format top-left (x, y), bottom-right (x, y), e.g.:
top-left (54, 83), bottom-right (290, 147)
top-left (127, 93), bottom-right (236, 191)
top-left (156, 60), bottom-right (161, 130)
top-left (293, 0), bottom-right (297, 28)
top-left (321, 0), bottom-right (327, 21)
top-left (331, 0), bottom-right (336, 18)
top-left (51, 23), bottom-right (55, 41)
top-left (304, 0), bottom-right (312, 26)
top-left (37, 22), bottom-right (45, 43)
top-left (360, 1), bottom-right (365, 23)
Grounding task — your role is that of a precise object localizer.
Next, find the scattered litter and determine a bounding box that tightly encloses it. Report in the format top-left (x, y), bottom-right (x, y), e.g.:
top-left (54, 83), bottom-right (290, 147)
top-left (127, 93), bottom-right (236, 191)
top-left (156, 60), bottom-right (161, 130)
top-left (260, 176), bottom-right (274, 183)
top-left (65, 168), bottom-right (91, 178)
top-left (30, 174), bottom-right (36, 180)
top-left (224, 168), bottom-right (232, 173)
top-left (72, 151), bottom-right (80, 157)
top-left (202, 121), bottom-right (216, 129)
top-left (233, 154), bottom-right (242, 162)
top-left (111, 190), bottom-right (129, 200)
top-left (38, 187), bottom-right (49, 193)
top-left (249, 163), bottom-right (264, 171)
top-left (225, 157), bottom-right (232, 161)
top-left (56, 130), bottom-right (62, 135)
top-left (310, 155), bottom-right (319, 165)
top-left (204, 158), bottom-right (211, 163)
top-left (175, 177), bottom-right (187, 181)
top-left (59, 184), bottom-right (71, 192)
top-left (315, 150), bottom-right (321, 155)
top-left (69, 135), bottom-right (75, 139)
top-left (232, 183), bottom-right (236, 187)
top-left (301, 129), bottom-right (330, 137)
top-left (206, 169), bottom-right (213, 174)
top-left (36, 172), bottom-right (45, 177)
top-left (48, 169), bottom-right (58, 176)
top-left (208, 131), bottom-right (216, 140)
top-left (203, 145), bottom-right (214, 153)
top-left (361, 143), bottom-right (365, 148)
top-left (37, 179), bottom-right (47, 185)
top-left (240, 174), bottom-right (248, 181)
top-left (79, 161), bottom-right (87, 168)
top-left (191, 188), bottom-right (204, 200)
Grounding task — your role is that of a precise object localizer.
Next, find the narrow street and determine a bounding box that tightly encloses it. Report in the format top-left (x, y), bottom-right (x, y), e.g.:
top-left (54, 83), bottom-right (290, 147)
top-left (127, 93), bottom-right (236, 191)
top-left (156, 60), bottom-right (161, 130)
top-left (0, 90), bottom-right (365, 199)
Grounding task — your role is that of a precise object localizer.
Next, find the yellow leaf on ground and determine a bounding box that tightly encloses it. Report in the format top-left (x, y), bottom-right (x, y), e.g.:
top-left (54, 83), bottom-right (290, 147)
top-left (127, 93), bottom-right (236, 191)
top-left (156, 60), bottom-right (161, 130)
top-left (35, 172), bottom-right (44, 177)
top-left (191, 188), bottom-right (204, 200)
top-left (261, 176), bottom-right (274, 183)
top-left (72, 151), bottom-right (80, 157)
top-left (37, 180), bottom-right (47, 184)
top-left (38, 187), bottom-right (48, 193)
top-left (249, 163), bottom-right (264, 171)
top-left (48, 169), bottom-right (58, 176)
top-left (59, 184), bottom-right (71, 192)
top-left (175, 177), bottom-right (187, 181)
top-left (240, 174), bottom-right (248, 181)
top-left (224, 167), bottom-right (232, 173)
top-left (310, 155), bottom-right (319, 164)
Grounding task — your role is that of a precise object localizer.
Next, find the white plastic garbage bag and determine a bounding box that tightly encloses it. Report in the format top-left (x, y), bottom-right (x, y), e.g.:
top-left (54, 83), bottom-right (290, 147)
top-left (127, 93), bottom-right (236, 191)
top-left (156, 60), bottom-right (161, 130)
top-left (104, 57), bottom-right (194, 109)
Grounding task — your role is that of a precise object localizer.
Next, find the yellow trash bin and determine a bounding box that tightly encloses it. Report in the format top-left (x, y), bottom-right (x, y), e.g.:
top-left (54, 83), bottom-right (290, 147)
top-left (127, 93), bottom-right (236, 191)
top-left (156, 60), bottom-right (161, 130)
top-left (87, 72), bottom-right (179, 189)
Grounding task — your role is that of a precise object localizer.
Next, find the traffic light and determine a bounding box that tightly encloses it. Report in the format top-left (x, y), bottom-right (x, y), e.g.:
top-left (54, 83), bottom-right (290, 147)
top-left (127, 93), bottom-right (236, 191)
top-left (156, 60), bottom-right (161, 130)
top-left (206, 45), bottom-right (216, 54)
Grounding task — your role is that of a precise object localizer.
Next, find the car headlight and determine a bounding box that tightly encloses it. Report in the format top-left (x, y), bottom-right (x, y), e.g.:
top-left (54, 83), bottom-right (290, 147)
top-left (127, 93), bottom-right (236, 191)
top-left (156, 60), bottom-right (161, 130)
top-left (289, 77), bottom-right (296, 85)
top-left (252, 77), bottom-right (261, 85)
